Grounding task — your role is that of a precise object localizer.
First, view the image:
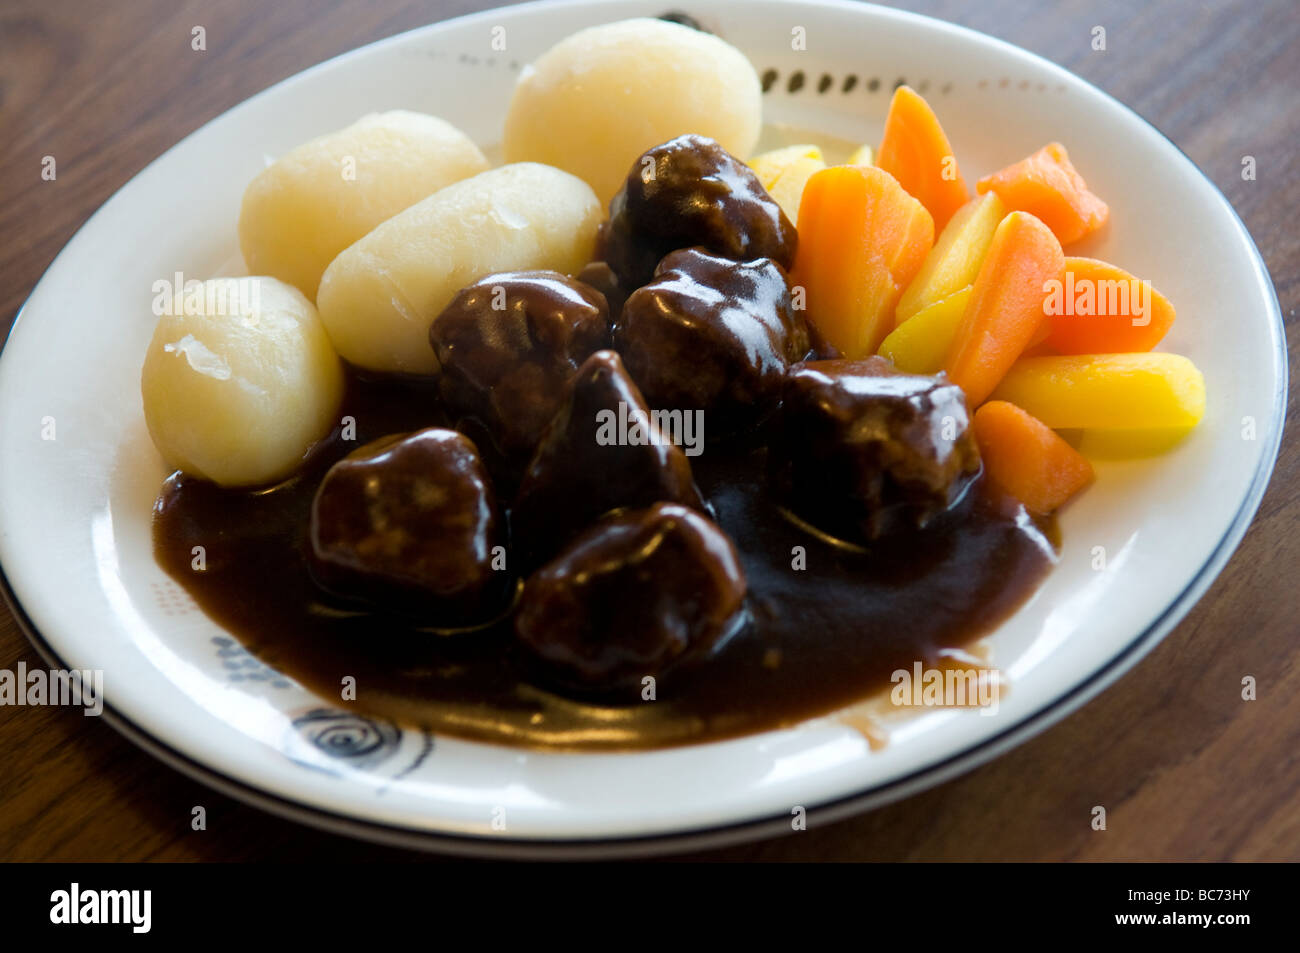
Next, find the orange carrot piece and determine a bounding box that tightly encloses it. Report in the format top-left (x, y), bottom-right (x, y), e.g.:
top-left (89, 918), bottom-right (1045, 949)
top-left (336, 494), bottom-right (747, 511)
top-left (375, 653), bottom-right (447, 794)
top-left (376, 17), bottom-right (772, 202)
top-left (792, 165), bottom-right (934, 358)
top-left (943, 211), bottom-right (1065, 406)
top-left (1043, 257), bottom-right (1176, 353)
top-left (973, 401), bottom-right (1094, 515)
top-left (876, 85), bottom-right (970, 232)
top-left (976, 142), bottom-right (1109, 245)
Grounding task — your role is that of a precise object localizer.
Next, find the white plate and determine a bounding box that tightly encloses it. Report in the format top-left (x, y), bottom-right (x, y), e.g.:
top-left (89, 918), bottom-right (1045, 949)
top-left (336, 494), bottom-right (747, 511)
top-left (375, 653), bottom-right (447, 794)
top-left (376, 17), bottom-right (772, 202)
top-left (0, 0), bottom-right (1285, 857)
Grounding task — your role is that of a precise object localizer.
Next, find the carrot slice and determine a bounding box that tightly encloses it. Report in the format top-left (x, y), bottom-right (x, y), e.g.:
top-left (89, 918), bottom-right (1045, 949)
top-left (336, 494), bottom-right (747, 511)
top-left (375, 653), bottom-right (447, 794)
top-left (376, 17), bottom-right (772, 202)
top-left (1043, 257), bottom-right (1176, 353)
top-left (976, 142), bottom-right (1109, 245)
top-left (943, 211), bottom-right (1065, 406)
top-left (791, 165), bottom-right (934, 358)
top-left (973, 401), bottom-right (1095, 515)
top-left (876, 85), bottom-right (970, 231)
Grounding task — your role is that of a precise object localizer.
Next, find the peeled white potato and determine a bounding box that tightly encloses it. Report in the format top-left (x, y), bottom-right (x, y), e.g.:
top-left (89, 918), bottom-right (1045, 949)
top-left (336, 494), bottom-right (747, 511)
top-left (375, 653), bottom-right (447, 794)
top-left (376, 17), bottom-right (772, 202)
top-left (503, 18), bottom-right (762, 203)
top-left (238, 111), bottom-right (489, 299)
top-left (316, 162), bottom-right (601, 375)
top-left (141, 277), bottom-right (345, 487)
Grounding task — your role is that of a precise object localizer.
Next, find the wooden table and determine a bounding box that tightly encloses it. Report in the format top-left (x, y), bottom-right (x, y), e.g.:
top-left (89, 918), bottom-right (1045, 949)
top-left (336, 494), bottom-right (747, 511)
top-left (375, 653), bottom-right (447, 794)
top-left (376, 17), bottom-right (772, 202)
top-left (2, 0), bottom-right (1296, 862)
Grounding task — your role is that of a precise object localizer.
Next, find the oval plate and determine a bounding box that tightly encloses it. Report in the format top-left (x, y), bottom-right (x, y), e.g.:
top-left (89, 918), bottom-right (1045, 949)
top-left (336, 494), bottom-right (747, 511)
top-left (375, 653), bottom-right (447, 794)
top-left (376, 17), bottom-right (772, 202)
top-left (0, 0), bottom-right (1285, 857)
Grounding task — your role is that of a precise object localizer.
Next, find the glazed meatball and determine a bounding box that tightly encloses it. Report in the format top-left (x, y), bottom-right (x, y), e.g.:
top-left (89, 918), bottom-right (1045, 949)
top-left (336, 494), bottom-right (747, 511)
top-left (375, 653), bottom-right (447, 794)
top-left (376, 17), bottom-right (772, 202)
top-left (603, 134), bottom-right (796, 289)
top-left (770, 357), bottom-right (981, 541)
top-left (430, 271), bottom-right (610, 460)
top-left (308, 428), bottom-right (509, 623)
top-left (616, 247), bottom-right (809, 431)
top-left (513, 349), bottom-right (704, 565)
top-left (515, 503), bottom-right (747, 691)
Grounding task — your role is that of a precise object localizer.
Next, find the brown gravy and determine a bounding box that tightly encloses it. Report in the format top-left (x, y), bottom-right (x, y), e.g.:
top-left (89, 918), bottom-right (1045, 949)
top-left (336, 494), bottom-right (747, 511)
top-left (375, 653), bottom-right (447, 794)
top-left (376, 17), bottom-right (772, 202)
top-left (153, 371), bottom-right (1055, 751)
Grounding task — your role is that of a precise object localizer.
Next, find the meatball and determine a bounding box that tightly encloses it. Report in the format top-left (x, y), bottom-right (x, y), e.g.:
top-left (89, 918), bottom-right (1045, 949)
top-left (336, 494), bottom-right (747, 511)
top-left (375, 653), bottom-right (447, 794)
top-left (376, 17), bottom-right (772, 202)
top-left (770, 357), bottom-right (981, 541)
top-left (515, 503), bottom-right (747, 691)
top-left (513, 349), bottom-right (704, 565)
top-left (603, 134), bottom-right (796, 290)
top-left (616, 248), bottom-right (809, 431)
top-left (430, 271), bottom-right (610, 460)
top-left (308, 428), bottom-right (509, 623)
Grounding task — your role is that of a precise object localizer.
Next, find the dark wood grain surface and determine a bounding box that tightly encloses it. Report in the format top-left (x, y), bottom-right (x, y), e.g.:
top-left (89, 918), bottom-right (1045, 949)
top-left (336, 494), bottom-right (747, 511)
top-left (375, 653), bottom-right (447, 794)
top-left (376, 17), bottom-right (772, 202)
top-left (1, 0), bottom-right (1297, 862)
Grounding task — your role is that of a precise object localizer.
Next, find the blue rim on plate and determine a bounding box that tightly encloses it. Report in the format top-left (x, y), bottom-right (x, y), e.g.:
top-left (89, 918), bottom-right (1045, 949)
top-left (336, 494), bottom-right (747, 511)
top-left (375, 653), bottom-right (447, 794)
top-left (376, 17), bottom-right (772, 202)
top-left (0, 0), bottom-right (1286, 857)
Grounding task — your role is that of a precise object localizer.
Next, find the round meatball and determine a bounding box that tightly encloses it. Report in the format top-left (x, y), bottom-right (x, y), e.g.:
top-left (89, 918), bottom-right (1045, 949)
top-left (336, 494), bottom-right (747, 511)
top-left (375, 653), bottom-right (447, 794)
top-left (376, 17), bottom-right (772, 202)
top-left (512, 350), bottom-right (704, 567)
top-left (770, 357), bottom-right (981, 541)
top-left (603, 134), bottom-right (797, 290)
top-left (616, 248), bottom-right (809, 431)
top-left (515, 503), bottom-right (747, 691)
top-left (308, 428), bottom-right (508, 624)
top-left (430, 271), bottom-right (610, 459)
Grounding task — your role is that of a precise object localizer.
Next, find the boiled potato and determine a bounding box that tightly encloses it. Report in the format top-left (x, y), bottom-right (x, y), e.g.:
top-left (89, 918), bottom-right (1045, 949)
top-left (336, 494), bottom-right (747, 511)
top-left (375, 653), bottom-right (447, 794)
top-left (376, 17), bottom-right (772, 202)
top-left (847, 143), bottom-right (874, 166)
top-left (316, 162), bottom-right (601, 375)
top-left (748, 144), bottom-right (823, 191)
top-left (767, 155), bottom-right (827, 223)
top-left (503, 18), bottom-right (762, 203)
top-left (238, 111), bottom-right (488, 299)
top-left (141, 277), bottom-right (344, 487)
top-left (989, 353), bottom-right (1206, 430)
